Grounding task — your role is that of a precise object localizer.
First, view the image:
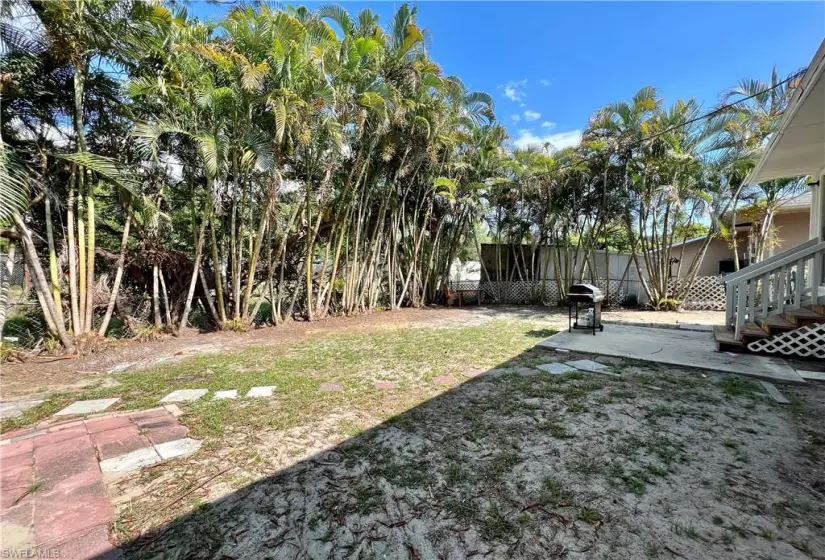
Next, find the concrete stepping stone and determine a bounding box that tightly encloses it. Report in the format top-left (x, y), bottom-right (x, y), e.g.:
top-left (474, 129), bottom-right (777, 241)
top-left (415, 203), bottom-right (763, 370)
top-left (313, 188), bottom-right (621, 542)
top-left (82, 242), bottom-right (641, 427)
top-left (100, 446), bottom-right (161, 474)
top-left (797, 370), bottom-right (825, 381)
top-left (0, 400), bottom-right (44, 420)
top-left (462, 368), bottom-right (486, 378)
top-left (517, 367), bottom-right (540, 377)
top-left (155, 437), bottom-right (201, 460)
top-left (565, 360), bottom-right (618, 375)
top-left (596, 356), bottom-right (624, 365)
top-left (536, 363), bottom-right (577, 375)
top-left (319, 382), bottom-right (343, 392)
top-left (375, 381), bottom-right (395, 390)
top-left (759, 381), bottom-right (790, 404)
top-left (433, 376), bottom-right (457, 385)
top-left (55, 398), bottom-right (119, 416)
top-left (160, 389), bottom-right (208, 403)
top-left (214, 390), bottom-right (238, 400)
top-left (246, 386), bottom-right (275, 398)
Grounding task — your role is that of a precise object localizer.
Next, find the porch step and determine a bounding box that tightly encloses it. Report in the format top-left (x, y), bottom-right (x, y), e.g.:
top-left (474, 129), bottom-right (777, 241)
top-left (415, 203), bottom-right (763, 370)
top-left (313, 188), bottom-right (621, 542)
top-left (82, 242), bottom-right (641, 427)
top-left (756, 315), bottom-right (797, 336)
top-left (713, 325), bottom-right (743, 350)
top-left (784, 307), bottom-right (825, 327)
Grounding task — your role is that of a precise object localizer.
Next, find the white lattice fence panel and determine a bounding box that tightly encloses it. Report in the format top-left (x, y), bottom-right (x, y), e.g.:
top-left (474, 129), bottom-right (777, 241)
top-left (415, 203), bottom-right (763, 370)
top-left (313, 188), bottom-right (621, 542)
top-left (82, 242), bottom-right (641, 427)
top-left (480, 279), bottom-right (626, 306)
top-left (748, 323), bottom-right (825, 359)
top-left (669, 276), bottom-right (725, 310)
top-left (482, 281), bottom-right (552, 304)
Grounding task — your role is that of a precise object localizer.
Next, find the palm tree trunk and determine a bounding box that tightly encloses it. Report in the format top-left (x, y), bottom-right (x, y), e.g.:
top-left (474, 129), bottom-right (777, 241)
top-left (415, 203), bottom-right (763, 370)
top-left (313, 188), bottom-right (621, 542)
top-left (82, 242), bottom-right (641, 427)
top-left (44, 196), bottom-right (64, 325)
top-left (67, 172), bottom-right (80, 333)
top-left (209, 216), bottom-right (227, 324)
top-left (152, 263), bottom-right (161, 328)
top-left (14, 214), bottom-right (74, 352)
top-left (179, 207), bottom-right (208, 330)
top-left (84, 177), bottom-right (95, 332)
top-left (77, 213), bottom-right (87, 333)
top-left (0, 244), bottom-right (17, 341)
top-left (98, 208), bottom-right (131, 336)
top-left (198, 266), bottom-right (221, 326)
top-left (159, 267), bottom-right (172, 326)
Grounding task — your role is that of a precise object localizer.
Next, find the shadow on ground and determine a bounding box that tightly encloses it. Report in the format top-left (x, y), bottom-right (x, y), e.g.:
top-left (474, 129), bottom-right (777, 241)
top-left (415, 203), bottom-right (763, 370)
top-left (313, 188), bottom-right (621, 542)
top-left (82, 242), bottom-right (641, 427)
top-left (108, 343), bottom-right (824, 560)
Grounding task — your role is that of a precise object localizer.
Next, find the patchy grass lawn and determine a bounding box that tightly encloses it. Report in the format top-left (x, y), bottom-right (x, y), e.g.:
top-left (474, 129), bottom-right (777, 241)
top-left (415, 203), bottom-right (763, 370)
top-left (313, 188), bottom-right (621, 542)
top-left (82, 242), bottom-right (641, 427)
top-left (9, 316), bottom-right (824, 559)
top-left (2, 319), bottom-right (551, 435)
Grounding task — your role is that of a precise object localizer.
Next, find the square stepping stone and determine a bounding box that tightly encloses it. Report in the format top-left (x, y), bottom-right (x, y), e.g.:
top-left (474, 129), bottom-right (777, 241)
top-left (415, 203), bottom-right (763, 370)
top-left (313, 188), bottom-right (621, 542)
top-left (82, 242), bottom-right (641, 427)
top-left (318, 382), bottom-right (343, 392)
top-left (374, 381), bottom-right (395, 390)
top-left (55, 398), bottom-right (119, 416)
top-left (154, 437), bottom-right (201, 460)
top-left (214, 390), bottom-right (238, 400)
top-left (246, 386), bottom-right (275, 398)
top-left (462, 368), bottom-right (486, 378)
top-left (0, 400), bottom-right (44, 420)
top-left (536, 363), bottom-right (576, 375)
top-left (160, 389), bottom-right (208, 403)
top-left (517, 367), bottom-right (540, 377)
top-left (100, 446), bottom-right (160, 474)
top-left (433, 376), bottom-right (457, 385)
top-left (565, 360), bottom-right (618, 376)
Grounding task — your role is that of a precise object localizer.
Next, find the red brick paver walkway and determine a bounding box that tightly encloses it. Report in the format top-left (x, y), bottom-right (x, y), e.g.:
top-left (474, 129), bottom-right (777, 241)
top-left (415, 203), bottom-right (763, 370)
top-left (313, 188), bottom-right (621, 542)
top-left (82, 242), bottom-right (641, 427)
top-left (0, 407), bottom-right (191, 559)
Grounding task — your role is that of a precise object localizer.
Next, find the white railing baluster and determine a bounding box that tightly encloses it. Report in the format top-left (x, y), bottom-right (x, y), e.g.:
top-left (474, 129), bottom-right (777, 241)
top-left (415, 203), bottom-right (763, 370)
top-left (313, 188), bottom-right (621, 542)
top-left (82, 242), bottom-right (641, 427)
top-left (735, 280), bottom-right (747, 339)
top-left (794, 258), bottom-right (804, 308)
top-left (760, 272), bottom-right (770, 317)
top-left (814, 250), bottom-right (824, 306)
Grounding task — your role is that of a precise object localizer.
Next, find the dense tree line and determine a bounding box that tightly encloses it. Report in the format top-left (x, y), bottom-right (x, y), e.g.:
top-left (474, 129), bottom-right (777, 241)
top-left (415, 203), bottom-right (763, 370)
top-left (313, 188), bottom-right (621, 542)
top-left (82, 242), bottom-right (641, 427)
top-left (0, 0), bottom-right (802, 352)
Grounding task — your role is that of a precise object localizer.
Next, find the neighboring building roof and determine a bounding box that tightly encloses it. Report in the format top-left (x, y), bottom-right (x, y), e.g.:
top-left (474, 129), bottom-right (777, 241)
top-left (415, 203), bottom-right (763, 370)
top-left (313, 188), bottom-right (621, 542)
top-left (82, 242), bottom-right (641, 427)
top-left (747, 39), bottom-right (825, 183)
top-left (776, 189), bottom-right (812, 213)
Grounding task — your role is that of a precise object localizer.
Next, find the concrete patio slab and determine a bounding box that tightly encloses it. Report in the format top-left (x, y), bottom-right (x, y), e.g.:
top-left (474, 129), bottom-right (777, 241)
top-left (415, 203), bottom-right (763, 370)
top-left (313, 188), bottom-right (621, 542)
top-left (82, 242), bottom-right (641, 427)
top-left (160, 389), bottom-right (208, 403)
top-left (536, 363), bottom-right (576, 375)
top-left (55, 398), bottom-right (119, 416)
top-left (537, 324), bottom-right (806, 385)
top-left (214, 390), bottom-right (238, 399)
top-left (246, 386), bottom-right (275, 398)
top-left (154, 438), bottom-right (201, 460)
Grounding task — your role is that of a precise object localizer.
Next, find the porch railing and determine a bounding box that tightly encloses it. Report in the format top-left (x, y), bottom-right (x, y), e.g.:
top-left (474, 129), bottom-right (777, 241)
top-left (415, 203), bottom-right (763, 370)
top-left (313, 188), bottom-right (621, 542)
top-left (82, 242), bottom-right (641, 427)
top-left (725, 239), bottom-right (825, 339)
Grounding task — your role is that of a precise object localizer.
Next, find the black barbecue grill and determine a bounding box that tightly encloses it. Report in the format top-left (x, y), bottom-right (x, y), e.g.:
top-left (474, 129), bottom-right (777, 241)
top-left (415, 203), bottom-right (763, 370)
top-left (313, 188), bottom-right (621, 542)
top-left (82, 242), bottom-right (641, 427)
top-left (567, 284), bottom-right (604, 335)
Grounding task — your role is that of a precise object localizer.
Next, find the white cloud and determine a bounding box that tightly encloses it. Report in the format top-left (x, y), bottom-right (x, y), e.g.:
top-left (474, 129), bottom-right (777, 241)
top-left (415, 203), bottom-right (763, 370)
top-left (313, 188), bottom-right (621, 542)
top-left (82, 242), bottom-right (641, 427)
top-left (523, 110), bottom-right (541, 122)
top-left (510, 114), bottom-right (521, 122)
top-left (540, 79), bottom-right (552, 87)
top-left (541, 121), bottom-right (555, 129)
top-left (512, 129), bottom-right (582, 152)
top-left (499, 79), bottom-right (527, 102)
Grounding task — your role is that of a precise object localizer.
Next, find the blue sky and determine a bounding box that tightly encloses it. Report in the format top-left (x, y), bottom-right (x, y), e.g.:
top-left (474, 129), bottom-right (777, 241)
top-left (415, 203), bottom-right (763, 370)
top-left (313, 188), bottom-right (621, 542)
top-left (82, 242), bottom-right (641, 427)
top-left (191, 1), bottom-right (824, 151)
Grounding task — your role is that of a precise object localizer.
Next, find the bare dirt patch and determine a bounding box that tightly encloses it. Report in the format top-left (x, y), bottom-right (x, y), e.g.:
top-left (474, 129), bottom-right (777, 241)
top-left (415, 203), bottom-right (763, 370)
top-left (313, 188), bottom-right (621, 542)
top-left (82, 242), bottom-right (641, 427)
top-left (0, 307), bottom-right (468, 399)
top-left (114, 353), bottom-right (824, 559)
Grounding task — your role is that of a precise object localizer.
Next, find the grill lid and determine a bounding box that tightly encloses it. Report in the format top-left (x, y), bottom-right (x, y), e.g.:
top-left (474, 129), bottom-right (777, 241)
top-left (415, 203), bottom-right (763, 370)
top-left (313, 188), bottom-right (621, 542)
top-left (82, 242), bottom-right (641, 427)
top-left (568, 283), bottom-right (604, 302)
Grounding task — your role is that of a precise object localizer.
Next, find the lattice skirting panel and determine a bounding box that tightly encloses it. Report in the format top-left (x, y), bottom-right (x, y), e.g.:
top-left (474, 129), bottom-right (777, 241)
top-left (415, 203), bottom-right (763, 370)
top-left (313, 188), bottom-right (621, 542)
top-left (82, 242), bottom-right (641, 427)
top-left (668, 276), bottom-right (726, 311)
top-left (748, 323), bottom-right (825, 359)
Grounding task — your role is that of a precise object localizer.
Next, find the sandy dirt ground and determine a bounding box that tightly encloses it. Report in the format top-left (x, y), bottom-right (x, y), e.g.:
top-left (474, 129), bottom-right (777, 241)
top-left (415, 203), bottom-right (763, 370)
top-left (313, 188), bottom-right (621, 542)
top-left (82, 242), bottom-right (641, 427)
top-left (114, 349), bottom-right (825, 560)
top-left (0, 306), bottom-right (724, 400)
